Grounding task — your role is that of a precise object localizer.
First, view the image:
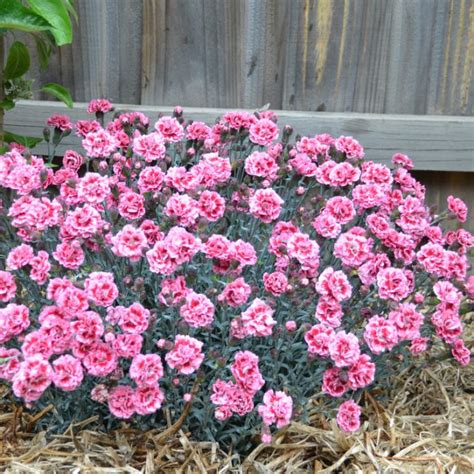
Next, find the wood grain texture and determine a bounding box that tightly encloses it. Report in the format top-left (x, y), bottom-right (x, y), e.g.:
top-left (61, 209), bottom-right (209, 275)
top-left (8, 0), bottom-right (471, 115)
top-left (5, 100), bottom-right (474, 172)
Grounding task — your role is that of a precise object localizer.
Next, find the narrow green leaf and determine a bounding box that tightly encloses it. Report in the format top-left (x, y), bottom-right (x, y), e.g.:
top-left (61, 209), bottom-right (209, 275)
top-left (0, 0), bottom-right (52, 33)
top-left (4, 130), bottom-right (43, 148)
top-left (4, 41), bottom-right (30, 79)
top-left (41, 82), bottom-right (73, 108)
top-left (33, 33), bottom-right (53, 69)
top-left (27, 0), bottom-right (73, 45)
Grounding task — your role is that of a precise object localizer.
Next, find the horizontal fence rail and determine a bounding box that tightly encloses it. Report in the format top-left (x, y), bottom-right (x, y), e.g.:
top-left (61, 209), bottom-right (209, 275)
top-left (5, 100), bottom-right (474, 172)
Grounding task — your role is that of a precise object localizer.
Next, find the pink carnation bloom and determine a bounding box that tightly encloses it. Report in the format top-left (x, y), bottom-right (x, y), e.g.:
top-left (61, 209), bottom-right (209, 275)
top-left (249, 188), bottom-right (283, 223)
top-left (84, 272), bottom-right (119, 307)
top-left (165, 335), bottom-right (204, 375)
top-left (245, 151), bottom-right (279, 181)
top-left (324, 196), bottom-right (356, 224)
top-left (53, 240), bottom-right (85, 270)
top-left (164, 194), bottom-right (199, 227)
top-left (328, 331), bottom-right (360, 368)
top-left (179, 291), bottom-right (215, 328)
top-left (77, 173), bottom-right (110, 204)
top-left (129, 353), bottom-right (164, 386)
top-left (377, 267), bottom-right (412, 301)
top-left (82, 129), bottom-right (118, 158)
top-left (231, 350), bottom-right (264, 395)
top-left (315, 267), bottom-right (352, 302)
top-left (364, 316), bottom-right (399, 355)
top-left (52, 355), bottom-right (84, 391)
top-left (240, 298), bottom-right (276, 338)
top-left (159, 276), bottom-right (190, 306)
top-left (0, 271), bottom-right (16, 302)
top-left (336, 400), bottom-right (361, 432)
top-left (108, 385), bottom-right (135, 419)
top-left (133, 385), bottom-right (165, 415)
top-left (347, 354), bottom-right (376, 389)
top-left (119, 303), bottom-right (150, 335)
top-left (111, 225), bottom-right (148, 261)
top-left (263, 271), bottom-right (288, 296)
top-left (47, 114), bottom-right (73, 132)
top-left (198, 190), bottom-right (226, 222)
top-left (249, 118), bottom-right (279, 146)
top-left (154, 116), bottom-right (185, 142)
top-left (447, 195), bottom-right (468, 222)
top-left (118, 191), bottom-right (145, 221)
top-left (6, 244), bottom-right (34, 270)
top-left (12, 355), bottom-right (53, 402)
top-left (322, 367), bottom-right (350, 397)
top-left (305, 324), bottom-right (335, 356)
top-left (87, 98), bottom-right (113, 114)
top-left (133, 133), bottom-right (166, 162)
top-left (335, 135), bottom-right (365, 159)
top-left (258, 390), bottom-right (293, 428)
top-left (451, 339), bottom-right (470, 366)
top-left (218, 277), bottom-right (252, 307)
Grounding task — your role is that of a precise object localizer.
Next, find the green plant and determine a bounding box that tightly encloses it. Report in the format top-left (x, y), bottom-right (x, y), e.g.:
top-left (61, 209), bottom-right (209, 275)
top-left (0, 0), bottom-right (76, 149)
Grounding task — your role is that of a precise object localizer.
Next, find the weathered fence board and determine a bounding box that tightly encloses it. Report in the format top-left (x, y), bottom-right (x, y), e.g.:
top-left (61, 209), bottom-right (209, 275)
top-left (5, 100), bottom-right (474, 172)
top-left (14, 0), bottom-right (474, 115)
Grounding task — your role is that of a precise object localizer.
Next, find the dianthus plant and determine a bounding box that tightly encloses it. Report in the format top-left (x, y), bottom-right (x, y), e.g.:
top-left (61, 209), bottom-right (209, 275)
top-left (0, 101), bottom-right (472, 450)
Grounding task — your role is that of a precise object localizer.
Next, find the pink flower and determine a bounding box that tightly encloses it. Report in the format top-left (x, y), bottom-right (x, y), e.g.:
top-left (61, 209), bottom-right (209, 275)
top-left (82, 342), bottom-right (117, 377)
top-left (130, 353), bottom-right (164, 386)
top-left (258, 390), bottom-right (293, 428)
top-left (198, 191), bottom-right (226, 222)
top-left (263, 271), bottom-right (288, 296)
top-left (138, 166), bottom-right (165, 193)
top-left (63, 204), bottom-right (103, 239)
top-left (112, 334), bottom-right (143, 359)
top-left (249, 188), bottom-right (283, 223)
top-left (336, 400), bottom-right (361, 432)
top-left (305, 324), bottom-right (335, 357)
top-left (111, 225), bottom-right (148, 260)
top-left (324, 196), bottom-right (356, 224)
top-left (231, 351), bottom-right (264, 395)
top-left (52, 355), bottom-right (83, 391)
top-left (315, 297), bottom-right (343, 328)
top-left (328, 331), bottom-right (360, 368)
top-left (133, 385), bottom-right (165, 415)
top-left (82, 129), bottom-right (117, 158)
top-left (447, 195), bottom-right (468, 222)
top-left (77, 173), bottom-right (110, 204)
top-left (47, 114), bottom-right (73, 132)
top-left (186, 121), bottom-right (212, 141)
top-left (335, 136), bottom-right (364, 159)
top-left (410, 337), bottom-right (429, 355)
top-left (108, 385), bottom-right (135, 419)
top-left (249, 118), bottom-right (279, 146)
top-left (239, 299), bottom-right (276, 338)
top-left (0, 271), bottom-right (16, 302)
top-left (118, 191), bottom-right (145, 220)
top-left (164, 194), bottom-right (199, 227)
top-left (364, 316), bottom-right (399, 355)
top-left (165, 335), bottom-right (204, 375)
top-left (119, 303), bottom-right (150, 334)
top-left (322, 367), bottom-right (349, 397)
top-left (451, 339), bottom-right (470, 366)
top-left (377, 267), bottom-right (412, 301)
top-left (154, 116), bottom-right (185, 142)
top-left (179, 291), bottom-right (215, 328)
top-left (6, 244), bottom-right (34, 270)
top-left (71, 311), bottom-right (104, 344)
top-left (334, 231), bottom-right (371, 268)
top-left (388, 303), bottom-right (423, 341)
top-left (245, 151), bottom-right (279, 180)
top-left (218, 277), bottom-right (252, 307)
top-left (392, 153), bottom-right (414, 169)
top-left (315, 267), bottom-right (352, 302)
top-left (53, 240), bottom-right (85, 270)
top-left (133, 133), bottom-right (166, 162)
top-left (159, 276), bottom-right (190, 306)
top-left (287, 232), bottom-right (320, 269)
top-left (12, 355), bottom-right (53, 402)
top-left (84, 272), bottom-right (119, 307)
top-left (347, 354), bottom-right (375, 389)
top-left (312, 212), bottom-right (341, 239)
top-left (87, 99), bottom-right (113, 114)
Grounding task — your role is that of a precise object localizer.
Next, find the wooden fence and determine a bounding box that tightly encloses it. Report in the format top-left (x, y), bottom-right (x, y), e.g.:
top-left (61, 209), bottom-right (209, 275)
top-left (3, 0), bottom-right (474, 229)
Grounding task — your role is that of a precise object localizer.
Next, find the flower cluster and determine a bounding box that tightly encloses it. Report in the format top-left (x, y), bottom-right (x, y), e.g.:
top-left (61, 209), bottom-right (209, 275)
top-left (0, 100), bottom-right (472, 448)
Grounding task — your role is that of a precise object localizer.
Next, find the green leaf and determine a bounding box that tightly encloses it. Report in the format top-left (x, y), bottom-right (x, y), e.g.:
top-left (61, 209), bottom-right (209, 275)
top-left (0, 98), bottom-right (15, 111)
top-left (27, 0), bottom-right (73, 45)
top-left (33, 33), bottom-right (53, 69)
top-left (4, 41), bottom-right (30, 79)
top-left (41, 82), bottom-right (73, 108)
top-left (0, 0), bottom-right (52, 33)
top-left (4, 130), bottom-right (43, 148)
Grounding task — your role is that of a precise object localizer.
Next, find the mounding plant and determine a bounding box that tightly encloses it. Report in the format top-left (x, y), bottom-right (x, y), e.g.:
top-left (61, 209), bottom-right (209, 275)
top-left (0, 101), bottom-right (472, 452)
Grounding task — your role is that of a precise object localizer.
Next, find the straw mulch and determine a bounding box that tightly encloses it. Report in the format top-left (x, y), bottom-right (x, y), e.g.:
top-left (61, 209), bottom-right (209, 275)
top-left (1, 349), bottom-right (473, 472)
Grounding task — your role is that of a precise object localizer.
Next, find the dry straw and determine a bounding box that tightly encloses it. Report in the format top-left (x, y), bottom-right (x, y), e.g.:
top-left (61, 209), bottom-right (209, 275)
top-left (1, 326), bottom-right (473, 473)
